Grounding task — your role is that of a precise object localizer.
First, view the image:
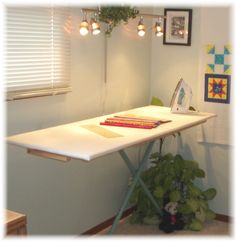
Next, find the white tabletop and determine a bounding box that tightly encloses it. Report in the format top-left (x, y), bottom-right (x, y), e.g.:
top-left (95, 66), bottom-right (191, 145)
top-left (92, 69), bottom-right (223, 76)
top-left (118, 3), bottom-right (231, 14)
top-left (7, 106), bottom-right (216, 161)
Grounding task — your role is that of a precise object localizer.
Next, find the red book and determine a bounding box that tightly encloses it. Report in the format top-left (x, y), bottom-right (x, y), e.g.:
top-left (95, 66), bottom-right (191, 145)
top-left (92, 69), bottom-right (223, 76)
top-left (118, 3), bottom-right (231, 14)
top-left (100, 122), bottom-right (154, 129)
top-left (106, 117), bottom-right (159, 125)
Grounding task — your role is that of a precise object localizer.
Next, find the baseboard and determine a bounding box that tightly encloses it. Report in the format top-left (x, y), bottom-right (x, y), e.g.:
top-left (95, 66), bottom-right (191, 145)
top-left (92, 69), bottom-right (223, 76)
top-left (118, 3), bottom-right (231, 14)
top-left (215, 213), bottom-right (231, 223)
top-left (82, 208), bottom-right (231, 235)
top-left (82, 206), bottom-right (136, 235)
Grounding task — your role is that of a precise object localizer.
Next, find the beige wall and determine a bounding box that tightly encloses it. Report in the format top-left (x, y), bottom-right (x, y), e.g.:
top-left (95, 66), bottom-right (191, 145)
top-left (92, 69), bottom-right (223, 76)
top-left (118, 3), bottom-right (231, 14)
top-left (150, 7), bottom-right (232, 215)
top-left (6, 7), bottom-right (152, 234)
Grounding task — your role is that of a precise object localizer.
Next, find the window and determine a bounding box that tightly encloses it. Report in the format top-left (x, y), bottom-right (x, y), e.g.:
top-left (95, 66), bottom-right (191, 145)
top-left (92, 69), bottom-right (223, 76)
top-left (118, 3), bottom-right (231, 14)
top-left (5, 7), bottom-right (71, 100)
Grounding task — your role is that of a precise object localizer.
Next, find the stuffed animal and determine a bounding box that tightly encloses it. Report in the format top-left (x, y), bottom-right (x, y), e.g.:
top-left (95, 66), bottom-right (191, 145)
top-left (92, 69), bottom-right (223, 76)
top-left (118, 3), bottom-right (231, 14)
top-left (159, 201), bottom-right (185, 233)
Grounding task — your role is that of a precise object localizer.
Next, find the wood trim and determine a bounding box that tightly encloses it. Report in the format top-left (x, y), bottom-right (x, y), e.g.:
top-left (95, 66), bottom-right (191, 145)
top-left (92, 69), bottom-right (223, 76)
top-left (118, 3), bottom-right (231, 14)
top-left (27, 149), bottom-right (71, 162)
top-left (215, 213), bottom-right (232, 223)
top-left (82, 209), bottom-right (231, 235)
top-left (82, 206), bottom-right (136, 235)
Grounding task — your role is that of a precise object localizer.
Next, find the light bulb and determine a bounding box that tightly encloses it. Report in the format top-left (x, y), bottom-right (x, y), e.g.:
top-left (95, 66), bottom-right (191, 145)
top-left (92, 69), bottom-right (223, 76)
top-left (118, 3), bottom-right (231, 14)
top-left (91, 19), bottom-right (101, 35)
top-left (137, 17), bottom-right (145, 37)
top-left (155, 21), bottom-right (163, 37)
top-left (79, 17), bottom-right (89, 36)
top-left (138, 29), bottom-right (145, 37)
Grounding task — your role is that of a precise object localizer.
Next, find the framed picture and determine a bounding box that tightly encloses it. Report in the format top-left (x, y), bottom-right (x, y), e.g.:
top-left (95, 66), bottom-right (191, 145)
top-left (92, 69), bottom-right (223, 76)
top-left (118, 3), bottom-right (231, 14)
top-left (163, 9), bottom-right (192, 46)
top-left (204, 74), bottom-right (231, 104)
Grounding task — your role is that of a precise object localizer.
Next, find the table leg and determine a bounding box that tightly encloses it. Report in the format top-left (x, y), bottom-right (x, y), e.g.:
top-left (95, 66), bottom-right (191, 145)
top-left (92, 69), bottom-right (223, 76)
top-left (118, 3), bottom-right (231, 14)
top-left (119, 149), bottom-right (162, 215)
top-left (108, 141), bottom-right (159, 234)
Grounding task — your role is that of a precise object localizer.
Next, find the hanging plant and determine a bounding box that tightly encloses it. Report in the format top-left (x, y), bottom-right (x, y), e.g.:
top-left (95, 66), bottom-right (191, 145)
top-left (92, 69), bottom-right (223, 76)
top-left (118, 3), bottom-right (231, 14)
top-left (98, 6), bottom-right (139, 35)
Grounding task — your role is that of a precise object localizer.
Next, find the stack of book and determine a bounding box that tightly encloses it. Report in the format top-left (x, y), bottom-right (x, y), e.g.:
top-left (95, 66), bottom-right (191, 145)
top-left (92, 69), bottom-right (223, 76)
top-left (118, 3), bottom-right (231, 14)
top-left (100, 115), bottom-right (171, 129)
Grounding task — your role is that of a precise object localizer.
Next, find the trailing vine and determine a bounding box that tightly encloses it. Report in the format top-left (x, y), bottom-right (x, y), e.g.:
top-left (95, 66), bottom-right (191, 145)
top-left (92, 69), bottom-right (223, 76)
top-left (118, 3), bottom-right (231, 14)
top-left (98, 6), bottom-right (139, 35)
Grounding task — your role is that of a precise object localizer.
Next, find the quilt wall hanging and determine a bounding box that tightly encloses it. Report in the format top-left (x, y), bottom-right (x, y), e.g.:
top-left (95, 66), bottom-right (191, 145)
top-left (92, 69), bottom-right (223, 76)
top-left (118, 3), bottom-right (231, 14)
top-left (204, 44), bottom-right (231, 104)
top-left (197, 44), bottom-right (232, 145)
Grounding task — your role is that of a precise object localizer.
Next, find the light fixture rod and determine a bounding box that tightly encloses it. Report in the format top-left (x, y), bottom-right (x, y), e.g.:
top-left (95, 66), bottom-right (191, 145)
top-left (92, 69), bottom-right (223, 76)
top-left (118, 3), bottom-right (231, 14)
top-left (137, 13), bottom-right (166, 19)
top-left (81, 8), bottom-right (166, 19)
top-left (82, 8), bottom-right (98, 13)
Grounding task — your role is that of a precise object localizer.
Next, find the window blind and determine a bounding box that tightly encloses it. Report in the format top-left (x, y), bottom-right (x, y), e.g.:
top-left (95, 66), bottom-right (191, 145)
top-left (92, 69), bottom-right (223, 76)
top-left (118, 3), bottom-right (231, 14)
top-left (5, 7), bottom-right (71, 100)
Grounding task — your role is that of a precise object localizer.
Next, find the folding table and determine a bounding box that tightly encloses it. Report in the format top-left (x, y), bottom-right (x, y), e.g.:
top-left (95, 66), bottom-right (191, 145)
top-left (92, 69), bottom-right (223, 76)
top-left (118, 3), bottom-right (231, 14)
top-left (7, 105), bottom-right (216, 234)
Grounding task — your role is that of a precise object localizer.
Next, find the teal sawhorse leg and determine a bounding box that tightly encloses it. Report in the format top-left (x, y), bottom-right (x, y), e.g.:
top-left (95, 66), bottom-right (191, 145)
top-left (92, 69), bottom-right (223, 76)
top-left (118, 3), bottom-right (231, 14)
top-left (108, 141), bottom-right (162, 234)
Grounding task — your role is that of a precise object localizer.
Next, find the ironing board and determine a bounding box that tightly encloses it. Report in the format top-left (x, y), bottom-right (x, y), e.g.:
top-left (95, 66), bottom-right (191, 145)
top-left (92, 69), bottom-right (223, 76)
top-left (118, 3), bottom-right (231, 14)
top-left (7, 106), bottom-right (216, 234)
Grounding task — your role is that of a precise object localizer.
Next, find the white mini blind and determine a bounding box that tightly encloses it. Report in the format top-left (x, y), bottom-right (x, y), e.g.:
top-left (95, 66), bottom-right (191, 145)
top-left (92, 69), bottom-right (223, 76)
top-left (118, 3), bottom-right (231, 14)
top-left (6, 7), bottom-right (71, 100)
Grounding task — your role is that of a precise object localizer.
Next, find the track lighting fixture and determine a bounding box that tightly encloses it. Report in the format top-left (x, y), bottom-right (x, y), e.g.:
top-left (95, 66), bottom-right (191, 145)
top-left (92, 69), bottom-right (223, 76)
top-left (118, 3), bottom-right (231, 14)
top-left (137, 16), bottom-right (145, 37)
top-left (78, 8), bottom-right (166, 38)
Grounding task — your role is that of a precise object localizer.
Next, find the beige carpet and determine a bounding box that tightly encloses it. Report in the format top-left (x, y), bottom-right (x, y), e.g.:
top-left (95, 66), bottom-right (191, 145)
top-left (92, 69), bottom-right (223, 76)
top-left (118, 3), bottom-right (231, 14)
top-left (99, 217), bottom-right (231, 236)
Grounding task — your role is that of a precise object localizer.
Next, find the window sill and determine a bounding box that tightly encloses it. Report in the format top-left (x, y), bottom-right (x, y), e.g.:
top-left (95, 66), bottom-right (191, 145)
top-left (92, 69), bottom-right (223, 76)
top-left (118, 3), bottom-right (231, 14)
top-left (6, 87), bottom-right (72, 101)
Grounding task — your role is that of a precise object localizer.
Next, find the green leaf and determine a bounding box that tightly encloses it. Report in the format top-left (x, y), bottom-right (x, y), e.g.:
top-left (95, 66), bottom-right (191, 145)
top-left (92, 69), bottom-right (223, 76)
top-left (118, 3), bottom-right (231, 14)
top-left (163, 176), bottom-right (173, 191)
top-left (186, 198), bottom-right (199, 212)
top-left (189, 219), bottom-right (204, 231)
top-left (154, 174), bottom-right (164, 185)
top-left (194, 168), bottom-right (205, 178)
top-left (205, 209), bottom-right (216, 220)
top-left (195, 207), bottom-right (206, 222)
top-left (154, 186), bottom-right (164, 198)
top-left (173, 155), bottom-right (184, 173)
top-left (189, 106), bottom-right (196, 111)
top-left (202, 188), bottom-right (217, 200)
top-left (163, 153), bottom-right (174, 162)
top-left (169, 190), bottom-right (181, 202)
top-left (189, 185), bottom-right (202, 197)
top-left (143, 215), bottom-right (160, 225)
top-left (162, 163), bottom-right (170, 175)
top-left (183, 160), bottom-right (199, 169)
top-left (151, 97), bottom-right (164, 106)
top-left (182, 169), bottom-right (193, 182)
top-left (178, 204), bottom-right (192, 214)
top-left (174, 154), bottom-right (184, 161)
top-left (199, 199), bottom-right (208, 210)
top-left (169, 163), bottom-right (175, 176)
top-left (173, 162), bottom-right (181, 175)
top-left (150, 152), bottom-right (160, 159)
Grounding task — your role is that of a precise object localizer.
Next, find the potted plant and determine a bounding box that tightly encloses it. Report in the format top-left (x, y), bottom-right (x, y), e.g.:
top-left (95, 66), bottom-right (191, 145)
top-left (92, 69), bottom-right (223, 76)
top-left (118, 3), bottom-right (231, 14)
top-left (129, 152), bottom-right (217, 231)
